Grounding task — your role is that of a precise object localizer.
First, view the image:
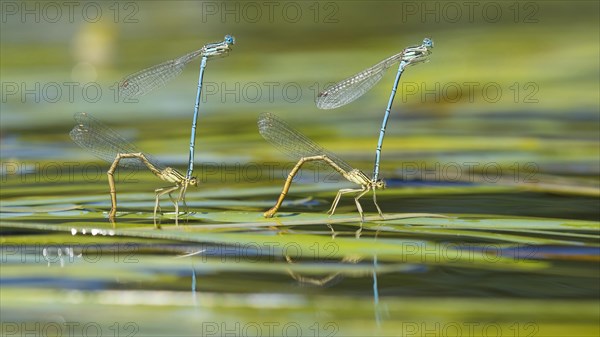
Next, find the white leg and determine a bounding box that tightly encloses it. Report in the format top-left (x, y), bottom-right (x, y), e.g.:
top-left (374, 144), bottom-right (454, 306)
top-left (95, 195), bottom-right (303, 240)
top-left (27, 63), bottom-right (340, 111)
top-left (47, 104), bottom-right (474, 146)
top-left (179, 183), bottom-right (189, 215)
top-left (166, 191), bottom-right (177, 226)
top-left (155, 185), bottom-right (179, 224)
top-left (355, 226), bottom-right (362, 239)
top-left (327, 190), bottom-right (344, 215)
top-left (174, 195), bottom-right (180, 226)
top-left (327, 188), bottom-right (364, 217)
top-left (372, 188), bottom-right (384, 219)
top-left (326, 223), bottom-right (337, 239)
top-left (353, 188), bottom-right (370, 222)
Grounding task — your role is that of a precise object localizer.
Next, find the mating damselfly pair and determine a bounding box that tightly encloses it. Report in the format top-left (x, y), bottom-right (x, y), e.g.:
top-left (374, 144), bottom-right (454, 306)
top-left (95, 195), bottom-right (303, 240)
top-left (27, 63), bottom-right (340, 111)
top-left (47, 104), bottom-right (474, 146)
top-left (70, 36), bottom-right (433, 225)
top-left (261, 38), bottom-right (433, 220)
top-left (71, 35), bottom-right (235, 226)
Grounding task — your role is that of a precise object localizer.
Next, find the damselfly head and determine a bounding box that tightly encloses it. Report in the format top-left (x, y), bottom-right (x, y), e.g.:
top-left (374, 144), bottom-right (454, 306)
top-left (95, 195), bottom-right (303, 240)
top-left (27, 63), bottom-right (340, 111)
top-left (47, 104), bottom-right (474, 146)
top-left (224, 35), bottom-right (236, 45)
top-left (403, 38), bottom-right (433, 66)
top-left (205, 36), bottom-right (235, 58)
top-left (189, 177), bottom-right (199, 187)
top-left (422, 38), bottom-right (434, 49)
top-left (374, 179), bottom-right (386, 189)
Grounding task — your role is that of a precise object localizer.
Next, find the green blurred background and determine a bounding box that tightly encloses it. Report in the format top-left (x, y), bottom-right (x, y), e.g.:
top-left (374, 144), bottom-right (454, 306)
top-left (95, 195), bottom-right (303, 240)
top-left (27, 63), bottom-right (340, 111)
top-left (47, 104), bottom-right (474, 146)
top-left (2, 1), bottom-right (598, 168)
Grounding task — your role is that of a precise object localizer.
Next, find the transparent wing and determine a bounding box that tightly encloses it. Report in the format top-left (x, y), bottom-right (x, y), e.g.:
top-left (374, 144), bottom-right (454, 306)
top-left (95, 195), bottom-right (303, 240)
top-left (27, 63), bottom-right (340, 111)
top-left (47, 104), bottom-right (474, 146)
top-left (69, 112), bottom-right (165, 170)
top-left (316, 38), bottom-right (434, 110)
top-left (257, 112), bottom-right (354, 173)
top-left (315, 53), bottom-right (402, 110)
top-left (118, 49), bottom-right (204, 98)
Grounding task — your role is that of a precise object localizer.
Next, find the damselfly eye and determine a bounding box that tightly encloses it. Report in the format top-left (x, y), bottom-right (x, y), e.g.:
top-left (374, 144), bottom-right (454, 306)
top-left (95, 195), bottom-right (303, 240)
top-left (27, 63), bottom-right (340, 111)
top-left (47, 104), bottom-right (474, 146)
top-left (225, 35), bottom-right (235, 45)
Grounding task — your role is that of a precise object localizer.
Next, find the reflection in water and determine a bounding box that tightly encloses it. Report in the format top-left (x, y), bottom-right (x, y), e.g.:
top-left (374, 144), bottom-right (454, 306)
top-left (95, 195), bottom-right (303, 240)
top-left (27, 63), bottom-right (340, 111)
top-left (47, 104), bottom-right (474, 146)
top-left (284, 255), bottom-right (361, 287)
top-left (42, 246), bottom-right (82, 268)
top-left (371, 228), bottom-right (390, 328)
top-left (191, 262), bottom-right (198, 306)
top-left (176, 249), bottom-right (205, 306)
top-left (373, 254), bottom-right (381, 326)
top-left (279, 224), bottom-right (387, 326)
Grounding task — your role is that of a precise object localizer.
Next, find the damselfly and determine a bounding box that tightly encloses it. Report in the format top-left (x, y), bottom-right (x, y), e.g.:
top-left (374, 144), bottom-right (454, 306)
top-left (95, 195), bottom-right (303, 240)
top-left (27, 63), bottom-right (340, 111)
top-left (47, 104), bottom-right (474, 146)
top-left (317, 38), bottom-right (434, 182)
top-left (258, 112), bottom-right (385, 221)
top-left (70, 112), bottom-right (197, 226)
top-left (118, 35), bottom-right (235, 182)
